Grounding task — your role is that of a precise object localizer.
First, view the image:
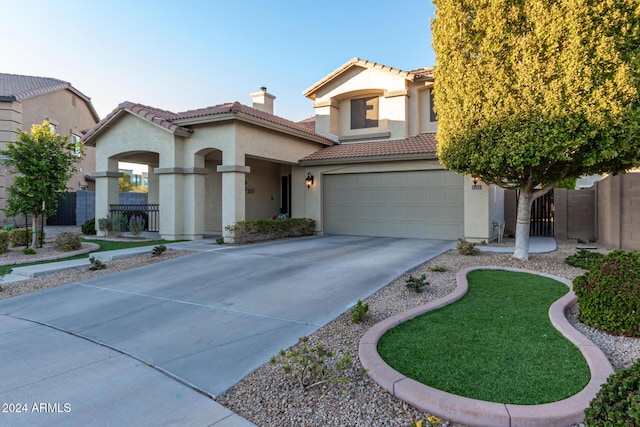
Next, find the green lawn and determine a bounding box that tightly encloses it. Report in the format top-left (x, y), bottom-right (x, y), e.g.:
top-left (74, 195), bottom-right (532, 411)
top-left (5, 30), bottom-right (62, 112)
top-left (0, 239), bottom-right (178, 275)
top-left (377, 270), bottom-right (590, 405)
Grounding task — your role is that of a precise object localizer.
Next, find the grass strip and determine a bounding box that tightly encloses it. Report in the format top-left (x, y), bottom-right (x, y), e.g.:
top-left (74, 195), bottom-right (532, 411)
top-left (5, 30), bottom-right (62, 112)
top-left (377, 270), bottom-right (590, 404)
top-left (0, 239), bottom-right (178, 275)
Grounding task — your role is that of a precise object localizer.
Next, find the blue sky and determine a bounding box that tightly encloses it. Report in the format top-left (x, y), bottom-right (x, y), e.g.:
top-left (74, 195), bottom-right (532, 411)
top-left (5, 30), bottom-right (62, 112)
top-left (1, 0), bottom-right (436, 122)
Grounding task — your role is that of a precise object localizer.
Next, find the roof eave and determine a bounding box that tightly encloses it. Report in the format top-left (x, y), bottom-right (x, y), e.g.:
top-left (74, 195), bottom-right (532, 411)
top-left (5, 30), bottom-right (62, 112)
top-left (300, 152), bottom-right (438, 166)
top-left (174, 112), bottom-right (335, 146)
top-left (83, 108), bottom-right (191, 145)
top-left (303, 57), bottom-right (414, 99)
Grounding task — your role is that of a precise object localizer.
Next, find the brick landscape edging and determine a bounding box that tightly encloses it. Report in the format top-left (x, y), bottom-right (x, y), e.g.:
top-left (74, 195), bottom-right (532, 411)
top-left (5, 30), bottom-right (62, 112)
top-left (358, 266), bottom-right (614, 427)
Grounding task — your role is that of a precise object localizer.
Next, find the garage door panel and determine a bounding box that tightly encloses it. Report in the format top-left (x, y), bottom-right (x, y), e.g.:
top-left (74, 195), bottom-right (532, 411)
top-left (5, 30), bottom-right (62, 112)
top-left (324, 171), bottom-right (464, 240)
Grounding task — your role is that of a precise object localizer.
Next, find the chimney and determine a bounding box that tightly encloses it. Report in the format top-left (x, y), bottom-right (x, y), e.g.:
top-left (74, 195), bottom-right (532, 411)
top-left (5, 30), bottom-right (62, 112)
top-left (250, 86), bottom-right (275, 115)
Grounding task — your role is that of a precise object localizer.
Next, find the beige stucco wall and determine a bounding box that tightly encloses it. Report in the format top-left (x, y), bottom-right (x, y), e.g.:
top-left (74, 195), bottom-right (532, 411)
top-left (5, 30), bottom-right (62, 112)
top-left (312, 67), bottom-right (410, 140)
top-left (93, 112), bottom-right (327, 239)
top-left (416, 87), bottom-right (438, 134)
top-left (21, 91), bottom-right (97, 191)
top-left (245, 158), bottom-right (288, 221)
top-left (310, 66), bottom-right (437, 142)
top-left (293, 159), bottom-right (463, 235)
top-left (0, 100), bottom-right (21, 147)
top-left (0, 91), bottom-right (98, 224)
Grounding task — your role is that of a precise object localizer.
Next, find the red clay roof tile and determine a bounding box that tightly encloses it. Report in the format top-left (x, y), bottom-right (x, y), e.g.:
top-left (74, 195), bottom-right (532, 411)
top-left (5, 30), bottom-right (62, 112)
top-left (301, 133), bottom-right (437, 162)
top-left (83, 100), bottom-right (332, 145)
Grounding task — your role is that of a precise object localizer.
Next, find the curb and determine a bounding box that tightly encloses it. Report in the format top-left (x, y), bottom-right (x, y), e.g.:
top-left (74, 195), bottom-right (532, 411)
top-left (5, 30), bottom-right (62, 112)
top-left (359, 266), bottom-right (614, 427)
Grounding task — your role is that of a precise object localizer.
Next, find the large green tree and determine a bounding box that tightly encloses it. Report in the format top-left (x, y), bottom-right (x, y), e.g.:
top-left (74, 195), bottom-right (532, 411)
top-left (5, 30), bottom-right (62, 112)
top-left (1, 121), bottom-right (83, 247)
top-left (432, 0), bottom-right (640, 260)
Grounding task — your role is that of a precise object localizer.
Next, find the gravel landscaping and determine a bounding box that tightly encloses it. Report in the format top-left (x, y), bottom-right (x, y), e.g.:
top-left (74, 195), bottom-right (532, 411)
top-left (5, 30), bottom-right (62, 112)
top-left (0, 246), bottom-right (194, 300)
top-left (0, 238), bottom-right (637, 426)
top-left (217, 240), bottom-right (639, 427)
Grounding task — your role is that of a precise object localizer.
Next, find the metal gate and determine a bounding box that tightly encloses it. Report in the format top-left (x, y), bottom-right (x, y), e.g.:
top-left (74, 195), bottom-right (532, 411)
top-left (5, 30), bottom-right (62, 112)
top-left (47, 192), bottom-right (77, 225)
top-left (529, 190), bottom-right (554, 236)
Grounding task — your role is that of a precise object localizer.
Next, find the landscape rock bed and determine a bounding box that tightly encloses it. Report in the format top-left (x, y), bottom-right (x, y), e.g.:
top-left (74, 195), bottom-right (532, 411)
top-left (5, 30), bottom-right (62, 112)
top-left (217, 241), bottom-right (638, 427)
top-left (0, 249), bottom-right (194, 300)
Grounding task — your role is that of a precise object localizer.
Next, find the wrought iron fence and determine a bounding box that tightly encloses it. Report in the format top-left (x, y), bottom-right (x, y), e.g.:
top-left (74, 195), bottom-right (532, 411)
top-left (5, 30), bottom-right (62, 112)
top-left (108, 204), bottom-right (159, 232)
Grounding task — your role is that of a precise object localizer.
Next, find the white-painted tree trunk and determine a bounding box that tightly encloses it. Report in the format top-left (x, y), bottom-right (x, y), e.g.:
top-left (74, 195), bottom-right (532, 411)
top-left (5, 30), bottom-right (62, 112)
top-left (513, 190), bottom-right (534, 260)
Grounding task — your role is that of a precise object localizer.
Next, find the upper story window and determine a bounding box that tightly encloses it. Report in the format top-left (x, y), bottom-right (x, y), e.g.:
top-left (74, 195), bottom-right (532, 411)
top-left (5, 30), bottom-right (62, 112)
top-left (71, 134), bottom-right (82, 157)
top-left (350, 96), bottom-right (379, 129)
top-left (429, 90), bottom-right (437, 122)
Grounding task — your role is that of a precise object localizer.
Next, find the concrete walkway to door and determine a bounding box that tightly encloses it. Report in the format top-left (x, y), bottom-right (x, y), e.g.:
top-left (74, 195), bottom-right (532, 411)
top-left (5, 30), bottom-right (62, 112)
top-left (0, 235), bottom-right (454, 427)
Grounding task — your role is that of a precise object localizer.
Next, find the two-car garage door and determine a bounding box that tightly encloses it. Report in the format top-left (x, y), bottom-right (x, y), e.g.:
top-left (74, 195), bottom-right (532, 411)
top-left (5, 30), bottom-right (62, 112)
top-left (323, 170), bottom-right (464, 240)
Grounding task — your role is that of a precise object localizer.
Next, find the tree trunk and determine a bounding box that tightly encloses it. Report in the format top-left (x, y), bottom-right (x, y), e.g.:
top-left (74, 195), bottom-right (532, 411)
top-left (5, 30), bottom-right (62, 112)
top-left (513, 190), bottom-right (534, 260)
top-left (31, 214), bottom-right (39, 248)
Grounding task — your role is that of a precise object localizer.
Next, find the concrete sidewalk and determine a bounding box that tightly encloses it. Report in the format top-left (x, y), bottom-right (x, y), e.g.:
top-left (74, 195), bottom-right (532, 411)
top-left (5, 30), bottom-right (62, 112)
top-left (477, 236), bottom-right (557, 253)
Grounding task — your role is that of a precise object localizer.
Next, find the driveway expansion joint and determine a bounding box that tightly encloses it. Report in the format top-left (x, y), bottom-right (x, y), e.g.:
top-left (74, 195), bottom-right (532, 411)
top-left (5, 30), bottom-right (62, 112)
top-left (2, 311), bottom-right (217, 402)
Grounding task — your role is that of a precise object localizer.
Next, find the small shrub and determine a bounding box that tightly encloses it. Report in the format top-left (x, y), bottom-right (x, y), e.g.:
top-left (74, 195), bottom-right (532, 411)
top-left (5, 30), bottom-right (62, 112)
top-left (351, 299), bottom-right (369, 323)
top-left (22, 247), bottom-right (36, 255)
top-left (151, 244), bottom-right (167, 257)
top-left (269, 336), bottom-right (353, 389)
top-left (128, 215), bottom-right (146, 237)
top-left (97, 217), bottom-right (112, 233)
top-left (54, 231), bottom-right (82, 251)
top-left (2, 224), bottom-right (15, 231)
top-left (216, 237), bottom-right (224, 244)
top-left (89, 256), bottom-right (106, 271)
top-left (429, 266), bottom-right (448, 272)
top-left (406, 274), bottom-right (429, 293)
top-left (110, 213), bottom-right (128, 233)
top-left (456, 238), bottom-right (479, 255)
top-left (574, 250), bottom-right (640, 337)
top-left (225, 218), bottom-right (316, 244)
top-left (0, 230), bottom-right (9, 254)
top-left (81, 218), bottom-right (96, 235)
top-left (9, 228), bottom-right (44, 247)
top-left (584, 358), bottom-right (640, 426)
top-left (122, 211), bottom-right (149, 230)
top-left (564, 249), bottom-right (604, 270)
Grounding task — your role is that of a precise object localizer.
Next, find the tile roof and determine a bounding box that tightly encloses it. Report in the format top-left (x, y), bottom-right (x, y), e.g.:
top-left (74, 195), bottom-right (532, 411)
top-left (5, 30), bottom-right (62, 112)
top-left (409, 67), bottom-right (434, 80)
top-left (303, 58), bottom-right (434, 99)
top-left (83, 101), bottom-right (333, 145)
top-left (173, 102), bottom-right (325, 139)
top-left (0, 73), bottom-right (100, 121)
top-left (300, 133), bottom-right (437, 162)
top-left (0, 73), bottom-right (70, 100)
top-left (82, 101), bottom-right (190, 142)
top-left (297, 116), bottom-right (316, 131)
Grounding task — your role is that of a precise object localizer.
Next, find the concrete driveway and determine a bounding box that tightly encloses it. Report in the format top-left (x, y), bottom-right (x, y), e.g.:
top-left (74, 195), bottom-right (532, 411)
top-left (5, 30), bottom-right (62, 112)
top-left (0, 235), bottom-right (454, 426)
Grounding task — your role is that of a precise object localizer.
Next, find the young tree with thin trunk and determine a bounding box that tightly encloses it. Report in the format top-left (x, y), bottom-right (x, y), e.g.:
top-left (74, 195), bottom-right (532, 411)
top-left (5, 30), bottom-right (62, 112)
top-left (1, 121), bottom-right (82, 247)
top-left (432, 0), bottom-right (640, 260)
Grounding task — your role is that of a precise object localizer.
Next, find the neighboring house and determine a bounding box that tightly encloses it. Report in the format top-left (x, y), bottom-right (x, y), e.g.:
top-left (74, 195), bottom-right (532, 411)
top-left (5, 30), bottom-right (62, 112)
top-left (0, 73), bottom-right (99, 225)
top-left (84, 58), bottom-right (503, 242)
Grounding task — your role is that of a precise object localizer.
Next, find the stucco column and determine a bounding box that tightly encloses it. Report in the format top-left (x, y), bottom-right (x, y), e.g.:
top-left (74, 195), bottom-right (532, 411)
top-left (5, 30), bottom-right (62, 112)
top-left (147, 167), bottom-right (159, 205)
top-left (92, 171), bottom-right (120, 235)
top-left (154, 168), bottom-right (185, 240)
top-left (183, 167), bottom-right (208, 240)
top-left (217, 164), bottom-right (250, 242)
top-left (463, 176), bottom-right (490, 242)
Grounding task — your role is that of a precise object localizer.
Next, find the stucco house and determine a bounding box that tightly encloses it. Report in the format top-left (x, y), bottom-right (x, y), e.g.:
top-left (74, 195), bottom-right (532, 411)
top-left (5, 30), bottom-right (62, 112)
top-left (83, 58), bottom-right (504, 242)
top-left (0, 73), bottom-right (99, 224)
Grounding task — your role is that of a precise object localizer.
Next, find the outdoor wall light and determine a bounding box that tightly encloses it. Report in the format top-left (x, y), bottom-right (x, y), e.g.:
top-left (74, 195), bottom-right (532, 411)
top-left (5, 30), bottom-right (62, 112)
top-left (305, 172), bottom-right (314, 189)
top-left (471, 177), bottom-right (483, 190)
